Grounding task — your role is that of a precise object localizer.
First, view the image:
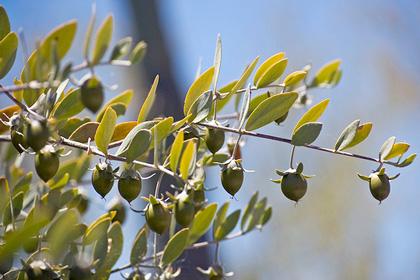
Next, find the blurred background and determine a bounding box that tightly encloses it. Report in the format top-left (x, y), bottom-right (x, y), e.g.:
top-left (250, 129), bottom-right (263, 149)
top-left (1, 0), bottom-right (419, 279)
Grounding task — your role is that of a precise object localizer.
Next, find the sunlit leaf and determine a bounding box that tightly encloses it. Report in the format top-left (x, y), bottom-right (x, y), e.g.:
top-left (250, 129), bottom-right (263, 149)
top-left (379, 136), bottom-right (396, 161)
top-left (255, 58), bottom-right (288, 88)
top-left (91, 15), bottom-right (113, 64)
top-left (184, 67), bottom-right (214, 115)
top-left (138, 75), bottom-right (159, 123)
top-left (245, 92), bottom-right (298, 131)
top-left (51, 88), bottom-right (83, 120)
top-left (95, 107), bottom-right (117, 155)
top-left (231, 57), bottom-right (259, 94)
top-left (179, 140), bottom-right (196, 180)
top-left (0, 32), bottom-right (18, 79)
top-left (334, 120), bottom-right (360, 151)
top-left (97, 89), bottom-right (133, 122)
top-left (0, 6), bottom-right (11, 40)
top-left (283, 70), bottom-right (307, 87)
top-left (111, 121), bottom-right (137, 142)
top-left (253, 52), bottom-right (285, 85)
top-left (170, 132), bottom-right (184, 172)
top-left (129, 41), bottom-right (147, 64)
top-left (311, 59), bottom-right (341, 87)
top-left (293, 99), bottom-right (329, 133)
top-left (188, 203), bottom-right (217, 244)
top-left (384, 142), bottom-right (410, 160)
top-left (344, 122), bottom-right (372, 150)
top-left (215, 209), bottom-right (240, 241)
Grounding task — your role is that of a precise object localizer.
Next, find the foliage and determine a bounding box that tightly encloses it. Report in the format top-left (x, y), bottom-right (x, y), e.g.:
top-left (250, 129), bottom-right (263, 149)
top-left (0, 6), bottom-right (415, 280)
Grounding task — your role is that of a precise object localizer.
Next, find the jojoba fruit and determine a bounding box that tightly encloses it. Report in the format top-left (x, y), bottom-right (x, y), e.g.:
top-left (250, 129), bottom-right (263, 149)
top-left (221, 160), bottom-right (244, 196)
top-left (175, 191), bottom-right (195, 227)
top-left (118, 170), bottom-right (142, 203)
top-left (192, 186), bottom-right (206, 211)
top-left (81, 76), bottom-right (104, 113)
top-left (35, 146), bottom-right (59, 182)
top-left (281, 173), bottom-right (307, 202)
top-left (91, 162), bottom-right (115, 198)
top-left (25, 120), bottom-right (50, 152)
top-left (205, 128), bottom-right (225, 154)
top-left (145, 198), bottom-right (170, 234)
top-left (11, 128), bottom-right (28, 153)
top-left (369, 173), bottom-right (390, 202)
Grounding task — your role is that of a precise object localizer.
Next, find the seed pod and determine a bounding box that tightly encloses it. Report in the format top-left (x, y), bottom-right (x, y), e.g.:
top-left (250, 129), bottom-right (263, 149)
top-left (107, 197), bottom-right (127, 224)
top-left (221, 160), bottom-right (244, 196)
top-left (25, 120), bottom-right (50, 152)
top-left (205, 128), bottom-right (225, 154)
top-left (80, 76), bottom-right (104, 113)
top-left (118, 169), bottom-right (142, 203)
top-left (192, 186), bottom-right (206, 211)
top-left (281, 172), bottom-right (307, 202)
top-left (369, 173), bottom-right (391, 202)
top-left (174, 191), bottom-right (195, 227)
top-left (11, 128), bottom-right (28, 153)
top-left (91, 162), bottom-right (115, 198)
top-left (145, 197), bottom-right (170, 234)
top-left (35, 146), bottom-right (60, 182)
top-left (274, 111), bottom-right (289, 125)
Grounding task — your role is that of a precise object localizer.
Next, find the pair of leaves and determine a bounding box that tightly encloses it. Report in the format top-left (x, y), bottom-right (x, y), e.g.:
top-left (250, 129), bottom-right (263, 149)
top-left (291, 99), bottom-right (330, 146)
top-left (241, 192), bottom-right (272, 232)
top-left (311, 59), bottom-right (342, 88)
top-left (213, 202), bottom-right (241, 241)
top-left (334, 120), bottom-right (373, 151)
top-left (380, 137), bottom-right (414, 166)
top-left (254, 52), bottom-right (288, 88)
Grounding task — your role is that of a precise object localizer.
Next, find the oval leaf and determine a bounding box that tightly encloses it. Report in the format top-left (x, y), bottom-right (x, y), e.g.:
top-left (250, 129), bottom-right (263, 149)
top-left (253, 52), bottom-right (285, 85)
top-left (97, 89), bottom-right (133, 122)
top-left (188, 203), bottom-right (217, 244)
top-left (115, 127), bottom-right (152, 162)
top-left (230, 56), bottom-right (259, 94)
top-left (384, 142), bottom-right (410, 160)
top-left (170, 132), bottom-right (184, 172)
top-left (92, 15), bottom-right (113, 64)
top-left (69, 122), bottom-right (99, 143)
top-left (160, 228), bottom-right (189, 267)
top-left (179, 140), bottom-right (196, 180)
top-left (283, 70), bottom-right (307, 87)
top-left (245, 92), bottom-right (298, 131)
top-left (0, 32), bottom-right (18, 79)
top-left (291, 122), bottom-right (323, 146)
top-left (138, 75), bottom-right (159, 123)
top-left (130, 226), bottom-right (148, 265)
top-left (255, 58), bottom-right (288, 89)
top-left (379, 136), bottom-right (396, 161)
top-left (184, 67), bottom-right (214, 115)
top-left (51, 89), bottom-right (83, 120)
top-left (344, 122), bottom-right (372, 150)
top-left (95, 107), bottom-right (117, 155)
top-left (293, 99), bottom-right (330, 133)
top-left (334, 120), bottom-right (360, 151)
top-left (215, 209), bottom-right (240, 241)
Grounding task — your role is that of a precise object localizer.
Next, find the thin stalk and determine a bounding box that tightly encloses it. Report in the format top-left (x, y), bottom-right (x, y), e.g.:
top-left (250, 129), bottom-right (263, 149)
top-left (289, 146), bottom-right (296, 169)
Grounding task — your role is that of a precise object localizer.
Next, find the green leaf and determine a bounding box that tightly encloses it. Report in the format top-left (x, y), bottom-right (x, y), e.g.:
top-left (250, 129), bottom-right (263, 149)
top-left (283, 71), bottom-right (307, 87)
top-left (215, 209), bottom-right (240, 241)
top-left (39, 20), bottom-right (77, 62)
top-left (245, 198), bottom-right (267, 232)
top-left (0, 6), bottom-right (11, 40)
top-left (188, 203), bottom-right (217, 244)
top-left (187, 90), bottom-right (212, 123)
top-left (311, 59), bottom-right (342, 87)
top-left (179, 140), bottom-right (196, 180)
top-left (69, 122), bottom-right (99, 143)
top-left (213, 202), bottom-right (230, 238)
top-left (245, 92), bottom-right (298, 131)
top-left (215, 80), bottom-right (238, 112)
top-left (138, 75), bottom-right (159, 123)
top-left (246, 93), bottom-right (269, 118)
top-left (291, 122), bottom-right (323, 146)
top-left (96, 222), bottom-right (123, 279)
top-left (293, 99), bottom-right (330, 133)
top-left (150, 117), bottom-right (174, 147)
top-left (84, 215), bottom-right (111, 244)
top-left (241, 191), bottom-right (258, 231)
top-left (238, 84), bottom-right (251, 129)
top-left (184, 66), bottom-right (215, 115)
top-left (130, 226), bottom-right (148, 265)
top-left (129, 41), bottom-right (147, 64)
top-left (230, 56), bottom-right (259, 94)
top-left (115, 126), bottom-right (151, 162)
top-left (92, 15), bottom-right (113, 64)
top-left (334, 120), bottom-right (360, 151)
top-left (110, 37), bottom-right (132, 61)
top-left (83, 4), bottom-right (96, 60)
top-left (0, 32), bottom-right (18, 79)
top-left (51, 89), bottom-right (84, 120)
top-left (13, 172), bottom-right (32, 195)
top-left (58, 117), bottom-right (90, 138)
top-left (3, 191), bottom-right (23, 226)
top-left (161, 228), bottom-right (189, 267)
top-left (95, 107), bottom-right (117, 155)
top-left (212, 34), bottom-right (222, 97)
top-left (97, 89), bottom-right (133, 122)
top-left (170, 132), bottom-right (184, 172)
top-left (46, 209), bottom-right (79, 258)
top-left (396, 153), bottom-right (416, 167)
top-left (343, 122), bottom-right (372, 150)
top-left (379, 136), bottom-right (396, 161)
top-left (384, 142), bottom-right (410, 160)
top-left (259, 206), bottom-right (272, 227)
top-left (253, 52), bottom-right (285, 85)
top-left (255, 58), bottom-right (288, 89)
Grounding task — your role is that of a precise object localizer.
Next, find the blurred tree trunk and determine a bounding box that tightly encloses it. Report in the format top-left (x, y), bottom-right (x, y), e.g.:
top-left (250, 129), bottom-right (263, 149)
top-left (127, 1), bottom-right (210, 278)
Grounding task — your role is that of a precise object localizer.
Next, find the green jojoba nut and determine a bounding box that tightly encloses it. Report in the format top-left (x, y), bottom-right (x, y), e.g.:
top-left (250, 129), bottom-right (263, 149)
top-left (11, 128), bottom-right (28, 153)
top-left (174, 191), bottom-right (195, 227)
top-left (91, 162), bottom-right (115, 198)
top-left (118, 170), bottom-right (142, 203)
top-left (81, 76), bottom-right (104, 113)
top-left (221, 160), bottom-right (244, 196)
top-left (25, 120), bottom-right (50, 152)
top-left (145, 199), bottom-right (170, 234)
top-left (205, 128), bottom-right (225, 154)
top-left (281, 173), bottom-right (307, 202)
top-left (369, 173), bottom-right (390, 202)
top-left (35, 146), bottom-right (60, 182)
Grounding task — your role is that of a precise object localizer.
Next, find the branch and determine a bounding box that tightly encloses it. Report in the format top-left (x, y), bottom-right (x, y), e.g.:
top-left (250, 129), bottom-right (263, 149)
top-left (197, 122), bottom-right (388, 166)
